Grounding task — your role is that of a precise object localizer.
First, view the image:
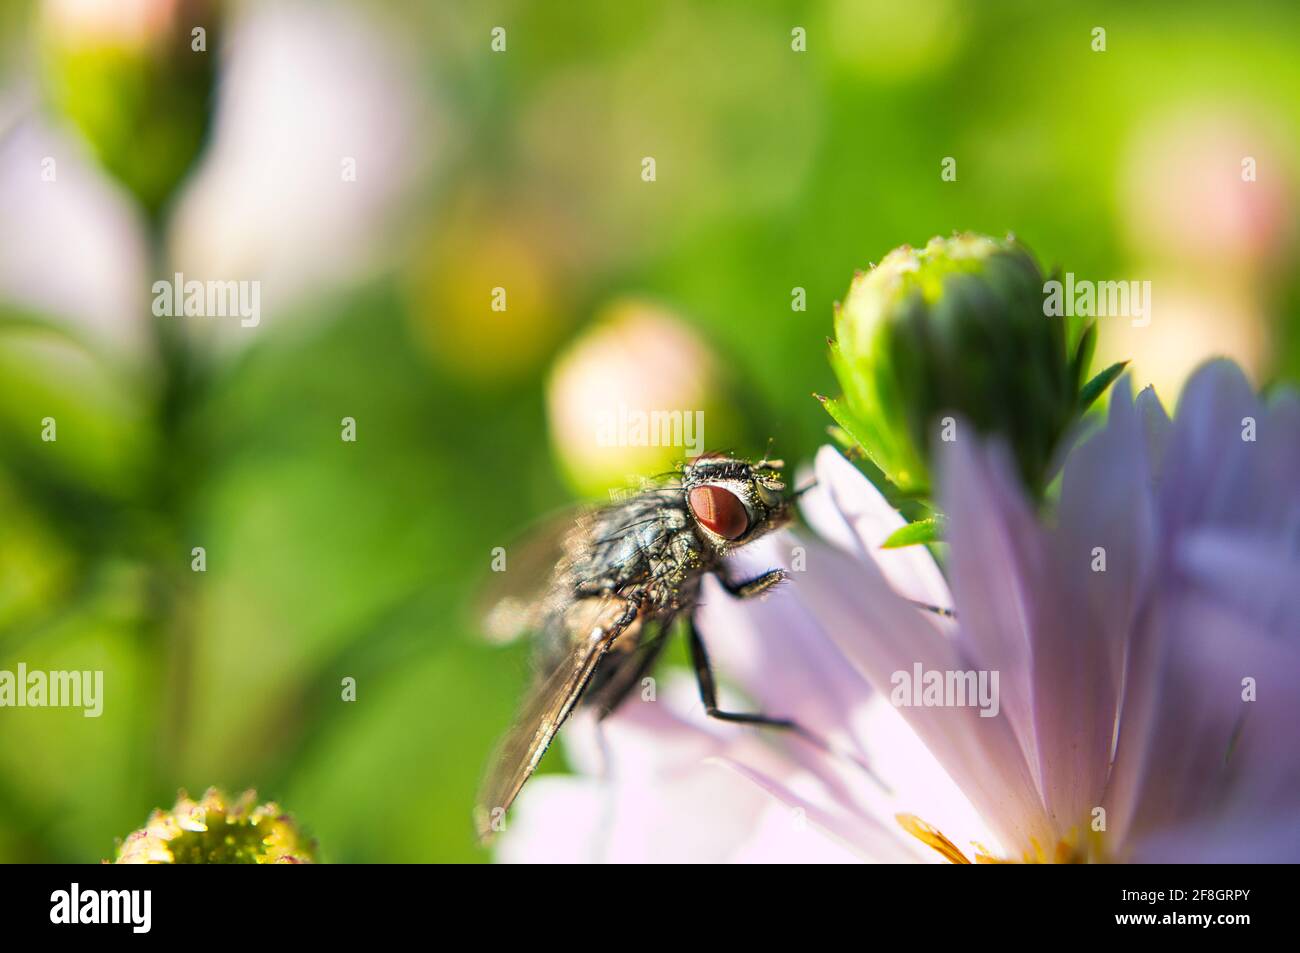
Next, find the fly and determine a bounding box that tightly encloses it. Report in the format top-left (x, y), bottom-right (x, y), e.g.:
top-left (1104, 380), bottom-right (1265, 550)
top-left (475, 453), bottom-right (818, 841)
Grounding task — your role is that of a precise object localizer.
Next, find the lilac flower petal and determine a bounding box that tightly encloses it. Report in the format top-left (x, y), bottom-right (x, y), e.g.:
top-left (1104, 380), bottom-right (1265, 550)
top-left (942, 435), bottom-right (1118, 840)
top-left (1176, 529), bottom-right (1300, 638)
top-left (1135, 384), bottom-right (1172, 478)
top-left (1258, 389), bottom-right (1300, 550)
top-left (1262, 388), bottom-right (1300, 478)
top-left (939, 438), bottom-right (1047, 780)
top-left (1053, 376), bottom-right (1157, 736)
top-left (699, 537), bottom-right (901, 812)
top-left (598, 680), bottom-right (874, 862)
top-left (1098, 364), bottom-right (1300, 860)
top-left (794, 533), bottom-right (1053, 855)
top-left (1159, 360), bottom-right (1267, 533)
top-left (1108, 592), bottom-right (1300, 861)
top-left (1128, 810), bottom-right (1300, 864)
top-left (502, 683), bottom-right (836, 863)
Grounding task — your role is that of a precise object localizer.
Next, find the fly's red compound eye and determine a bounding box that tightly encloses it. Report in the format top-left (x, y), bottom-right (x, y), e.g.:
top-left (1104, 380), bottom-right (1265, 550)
top-left (688, 485), bottom-right (749, 540)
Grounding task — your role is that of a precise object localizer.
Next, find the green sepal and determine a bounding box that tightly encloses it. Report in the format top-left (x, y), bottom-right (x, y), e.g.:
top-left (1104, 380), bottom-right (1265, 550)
top-left (1079, 360), bottom-right (1129, 412)
top-left (881, 516), bottom-right (946, 549)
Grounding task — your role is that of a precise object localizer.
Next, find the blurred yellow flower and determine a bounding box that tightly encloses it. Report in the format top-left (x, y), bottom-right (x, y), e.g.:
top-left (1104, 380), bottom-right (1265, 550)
top-left (406, 193), bottom-right (580, 383)
top-left (113, 787), bottom-right (316, 864)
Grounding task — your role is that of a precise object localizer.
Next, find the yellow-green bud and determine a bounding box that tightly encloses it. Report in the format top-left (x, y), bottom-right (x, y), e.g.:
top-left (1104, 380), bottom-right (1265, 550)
top-left (112, 788), bottom-right (317, 864)
top-left (39, 0), bottom-right (222, 219)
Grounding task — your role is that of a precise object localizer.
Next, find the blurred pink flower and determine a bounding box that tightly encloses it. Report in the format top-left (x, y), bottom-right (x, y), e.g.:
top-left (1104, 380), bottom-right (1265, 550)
top-left (1122, 110), bottom-right (1295, 271)
top-left (499, 360), bottom-right (1300, 863)
top-left (41, 0), bottom-right (182, 49)
top-left (166, 0), bottom-right (437, 345)
top-left (1111, 109), bottom-right (1297, 393)
top-left (1, 1), bottom-right (435, 360)
top-left (0, 108), bottom-right (150, 359)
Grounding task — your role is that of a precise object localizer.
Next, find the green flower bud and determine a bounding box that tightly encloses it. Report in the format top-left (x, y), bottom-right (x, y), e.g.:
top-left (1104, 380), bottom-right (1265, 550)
top-left (825, 234), bottom-right (1108, 498)
top-left (112, 788), bottom-right (317, 864)
top-left (39, 0), bottom-right (222, 220)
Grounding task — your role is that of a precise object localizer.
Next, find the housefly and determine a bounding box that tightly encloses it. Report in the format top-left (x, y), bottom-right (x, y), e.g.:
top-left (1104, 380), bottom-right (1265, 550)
top-left (475, 453), bottom-right (817, 841)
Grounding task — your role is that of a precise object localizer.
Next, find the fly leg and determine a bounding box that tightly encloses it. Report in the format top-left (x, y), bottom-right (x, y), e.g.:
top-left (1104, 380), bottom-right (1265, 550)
top-left (721, 568), bottom-right (787, 600)
top-left (704, 568), bottom-right (800, 731)
top-left (687, 619), bottom-right (798, 732)
top-left (726, 570), bottom-right (955, 619)
top-left (687, 621), bottom-right (835, 744)
top-left (686, 620), bottom-right (889, 791)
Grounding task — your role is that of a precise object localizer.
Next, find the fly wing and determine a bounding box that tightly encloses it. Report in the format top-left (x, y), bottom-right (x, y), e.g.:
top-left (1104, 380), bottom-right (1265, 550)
top-left (476, 506), bottom-right (594, 644)
top-left (474, 594), bottom-right (636, 842)
top-left (478, 480), bottom-right (685, 643)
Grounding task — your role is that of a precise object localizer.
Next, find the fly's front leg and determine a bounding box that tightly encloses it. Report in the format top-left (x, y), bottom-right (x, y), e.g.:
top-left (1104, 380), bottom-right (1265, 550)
top-left (686, 620), bottom-right (889, 791)
top-left (686, 619), bottom-right (798, 733)
top-left (721, 567), bottom-right (787, 600)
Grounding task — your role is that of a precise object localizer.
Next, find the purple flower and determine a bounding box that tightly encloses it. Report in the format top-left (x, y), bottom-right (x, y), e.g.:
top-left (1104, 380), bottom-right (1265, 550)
top-left (498, 360), bottom-right (1300, 863)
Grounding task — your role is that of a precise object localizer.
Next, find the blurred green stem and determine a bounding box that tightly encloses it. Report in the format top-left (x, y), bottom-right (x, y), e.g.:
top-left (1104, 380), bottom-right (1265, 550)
top-left (139, 231), bottom-right (209, 798)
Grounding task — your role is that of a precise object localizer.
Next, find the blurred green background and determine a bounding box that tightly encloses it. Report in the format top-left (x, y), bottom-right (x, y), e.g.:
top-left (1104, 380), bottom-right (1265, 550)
top-left (0, 0), bottom-right (1297, 862)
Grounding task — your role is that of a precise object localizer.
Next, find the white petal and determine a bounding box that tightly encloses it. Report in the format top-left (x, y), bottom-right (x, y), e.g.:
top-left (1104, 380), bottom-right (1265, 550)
top-left (501, 674), bottom-right (857, 863)
top-left (803, 445), bottom-right (951, 609)
top-left (494, 776), bottom-right (609, 864)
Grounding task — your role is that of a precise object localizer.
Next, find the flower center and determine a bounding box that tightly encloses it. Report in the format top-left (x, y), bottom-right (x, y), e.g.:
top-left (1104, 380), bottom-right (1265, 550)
top-left (895, 814), bottom-right (972, 864)
top-left (896, 813), bottom-right (1097, 864)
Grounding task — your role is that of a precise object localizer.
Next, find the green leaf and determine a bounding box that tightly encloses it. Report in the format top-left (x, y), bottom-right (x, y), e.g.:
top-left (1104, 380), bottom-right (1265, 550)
top-left (1079, 360), bottom-right (1128, 412)
top-left (881, 516), bottom-right (945, 549)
